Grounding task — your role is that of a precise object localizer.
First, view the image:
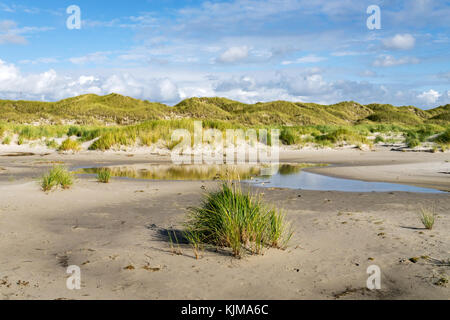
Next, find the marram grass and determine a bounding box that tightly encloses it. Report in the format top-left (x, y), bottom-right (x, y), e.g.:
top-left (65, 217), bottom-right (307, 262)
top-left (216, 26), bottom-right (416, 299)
top-left (96, 169), bottom-right (111, 183)
top-left (58, 138), bottom-right (81, 152)
top-left (40, 165), bottom-right (74, 192)
top-left (419, 206), bottom-right (436, 230)
top-left (184, 182), bottom-right (292, 258)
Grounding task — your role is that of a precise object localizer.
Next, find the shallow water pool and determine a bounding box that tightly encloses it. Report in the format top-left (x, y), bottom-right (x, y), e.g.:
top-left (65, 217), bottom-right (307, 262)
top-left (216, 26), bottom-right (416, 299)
top-left (244, 169), bottom-right (445, 193)
top-left (75, 163), bottom-right (445, 193)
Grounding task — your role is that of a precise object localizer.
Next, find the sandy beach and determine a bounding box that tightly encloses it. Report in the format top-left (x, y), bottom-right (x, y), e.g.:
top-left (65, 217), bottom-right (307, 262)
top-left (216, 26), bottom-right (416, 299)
top-left (0, 147), bottom-right (449, 300)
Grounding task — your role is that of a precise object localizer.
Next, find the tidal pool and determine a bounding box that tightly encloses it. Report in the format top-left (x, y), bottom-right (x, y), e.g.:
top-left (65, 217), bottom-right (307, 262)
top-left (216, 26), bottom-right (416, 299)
top-left (75, 163), bottom-right (444, 193)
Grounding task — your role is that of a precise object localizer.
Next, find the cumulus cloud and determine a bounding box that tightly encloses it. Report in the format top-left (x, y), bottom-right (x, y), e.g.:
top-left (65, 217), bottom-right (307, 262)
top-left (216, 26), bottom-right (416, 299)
top-left (1, 57), bottom-right (448, 108)
top-left (383, 34), bottom-right (416, 50)
top-left (417, 89), bottom-right (441, 104)
top-left (0, 59), bottom-right (180, 103)
top-left (373, 55), bottom-right (419, 67)
top-left (216, 46), bottom-right (249, 63)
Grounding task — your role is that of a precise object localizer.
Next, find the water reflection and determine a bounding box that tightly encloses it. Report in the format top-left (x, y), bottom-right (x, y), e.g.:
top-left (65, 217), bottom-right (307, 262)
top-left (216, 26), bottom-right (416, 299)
top-left (75, 163), bottom-right (444, 193)
top-left (75, 163), bottom-right (319, 181)
top-left (246, 170), bottom-right (444, 193)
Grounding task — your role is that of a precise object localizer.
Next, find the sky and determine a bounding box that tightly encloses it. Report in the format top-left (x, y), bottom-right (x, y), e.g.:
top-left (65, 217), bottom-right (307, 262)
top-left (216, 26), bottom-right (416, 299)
top-left (0, 0), bottom-right (450, 109)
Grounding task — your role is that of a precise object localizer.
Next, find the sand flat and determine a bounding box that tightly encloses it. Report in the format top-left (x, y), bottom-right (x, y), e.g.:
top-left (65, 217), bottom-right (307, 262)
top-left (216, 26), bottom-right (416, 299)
top-left (0, 149), bottom-right (449, 300)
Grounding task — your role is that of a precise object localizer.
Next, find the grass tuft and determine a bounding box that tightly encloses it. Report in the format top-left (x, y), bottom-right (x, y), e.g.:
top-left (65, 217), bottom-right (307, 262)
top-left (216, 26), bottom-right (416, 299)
top-left (419, 206), bottom-right (436, 230)
top-left (184, 182), bottom-right (292, 258)
top-left (40, 165), bottom-right (74, 192)
top-left (58, 138), bottom-right (81, 152)
top-left (96, 169), bottom-right (111, 183)
top-left (2, 136), bottom-right (11, 145)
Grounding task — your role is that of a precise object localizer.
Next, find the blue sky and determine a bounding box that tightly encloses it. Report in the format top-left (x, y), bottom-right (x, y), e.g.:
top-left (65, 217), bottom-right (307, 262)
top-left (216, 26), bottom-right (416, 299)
top-left (1, 0), bottom-right (450, 108)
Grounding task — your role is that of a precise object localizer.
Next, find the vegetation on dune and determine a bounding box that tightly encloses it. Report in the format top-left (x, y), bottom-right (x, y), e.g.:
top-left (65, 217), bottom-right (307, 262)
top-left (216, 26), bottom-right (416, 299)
top-left (40, 165), bottom-right (74, 192)
top-left (184, 182), bottom-right (292, 258)
top-left (58, 138), bottom-right (81, 152)
top-left (1, 94), bottom-right (449, 126)
top-left (0, 94), bottom-right (449, 151)
top-left (2, 136), bottom-right (11, 145)
top-left (434, 129), bottom-right (450, 144)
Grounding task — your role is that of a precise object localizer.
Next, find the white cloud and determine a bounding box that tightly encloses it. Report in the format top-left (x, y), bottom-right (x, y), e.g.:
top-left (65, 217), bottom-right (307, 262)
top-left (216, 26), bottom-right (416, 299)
top-left (282, 55), bottom-right (326, 65)
top-left (417, 89), bottom-right (441, 104)
top-left (331, 51), bottom-right (363, 57)
top-left (359, 70), bottom-right (377, 77)
top-left (69, 52), bottom-right (111, 65)
top-left (383, 33), bottom-right (416, 50)
top-left (217, 46), bottom-right (249, 63)
top-left (0, 20), bottom-right (53, 45)
top-left (0, 20), bottom-right (26, 44)
top-left (19, 57), bottom-right (59, 65)
top-left (0, 59), bottom-right (180, 103)
top-left (373, 55), bottom-right (419, 67)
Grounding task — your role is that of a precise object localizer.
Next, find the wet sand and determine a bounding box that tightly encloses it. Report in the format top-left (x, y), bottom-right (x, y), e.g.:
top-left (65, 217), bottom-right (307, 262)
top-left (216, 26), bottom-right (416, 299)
top-left (0, 148), bottom-right (449, 300)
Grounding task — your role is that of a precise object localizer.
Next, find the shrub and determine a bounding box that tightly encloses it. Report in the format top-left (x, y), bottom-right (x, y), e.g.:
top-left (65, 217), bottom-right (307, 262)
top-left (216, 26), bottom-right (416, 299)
top-left (97, 169), bottom-right (111, 183)
top-left (40, 165), bottom-right (74, 191)
top-left (58, 138), bottom-right (81, 152)
top-left (184, 182), bottom-right (292, 258)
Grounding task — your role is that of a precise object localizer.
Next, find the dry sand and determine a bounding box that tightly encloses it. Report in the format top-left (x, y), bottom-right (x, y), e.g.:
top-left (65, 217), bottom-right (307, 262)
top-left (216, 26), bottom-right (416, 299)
top-left (0, 147), bottom-right (449, 300)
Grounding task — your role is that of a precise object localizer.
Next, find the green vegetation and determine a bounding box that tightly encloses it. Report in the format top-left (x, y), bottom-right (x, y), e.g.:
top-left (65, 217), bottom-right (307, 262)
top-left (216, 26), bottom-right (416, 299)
top-left (419, 207), bottom-right (436, 230)
top-left (2, 136), bottom-right (11, 145)
top-left (58, 138), bottom-right (81, 152)
top-left (0, 94), bottom-right (449, 126)
top-left (434, 129), bottom-right (450, 145)
top-left (45, 139), bottom-right (59, 149)
top-left (96, 169), bottom-right (111, 183)
top-left (0, 94), bottom-right (449, 151)
top-left (184, 182), bottom-right (292, 258)
top-left (40, 165), bottom-right (74, 192)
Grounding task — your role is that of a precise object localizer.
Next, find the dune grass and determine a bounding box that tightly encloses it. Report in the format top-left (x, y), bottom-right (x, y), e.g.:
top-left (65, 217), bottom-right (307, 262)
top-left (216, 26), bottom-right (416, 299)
top-left (434, 129), bottom-right (450, 145)
top-left (40, 165), bottom-right (74, 191)
top-left (0, 118), bottom-right (448, 151)
top-left (2, 136), bottom-right (11, 145)
top-left (1, 94), bottom-right (449, 126)
top-left (96, 169), bottom-right (111, 183)
top-left (419, 206), bottom-right (436, 230)
top-left (184, 182), bottom-right (292, 258)
top-left (58, 138), bottom-right (81, 152)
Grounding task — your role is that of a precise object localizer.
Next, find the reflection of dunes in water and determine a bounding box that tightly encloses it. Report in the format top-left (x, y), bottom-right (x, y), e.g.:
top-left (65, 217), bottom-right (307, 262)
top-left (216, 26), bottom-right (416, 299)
top-left (76, 163), bottom-right (323, 181)
top-left (78, 165), bottom-right (263, 181)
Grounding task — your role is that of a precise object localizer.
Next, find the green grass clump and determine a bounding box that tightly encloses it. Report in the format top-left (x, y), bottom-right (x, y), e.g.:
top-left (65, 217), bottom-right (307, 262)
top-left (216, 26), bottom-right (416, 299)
top-left (97, 169), bottom-right (111, 183)
top-left (314, 127), bottom-right (368, 146)
top-left (45, 139), bottom-right (59, 149)
top-left (374, 136), bottom-right (385, 144)
top-left (434, 129), bottom-right (450, 144)
top-left (406, 137), bottom-right (420, 148)
top-left (280, 128), bottom-right (299, 145)
top-left (40, 165), bottom-right (74, 191)
top-left (58, 138), bottom-right (81, 152)
top-left (184, 182), bottom-right (292, 258)
top-left (419, 207), bottom-right (436, 230)
top-left (2, 136), bottom-right (11, 145)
